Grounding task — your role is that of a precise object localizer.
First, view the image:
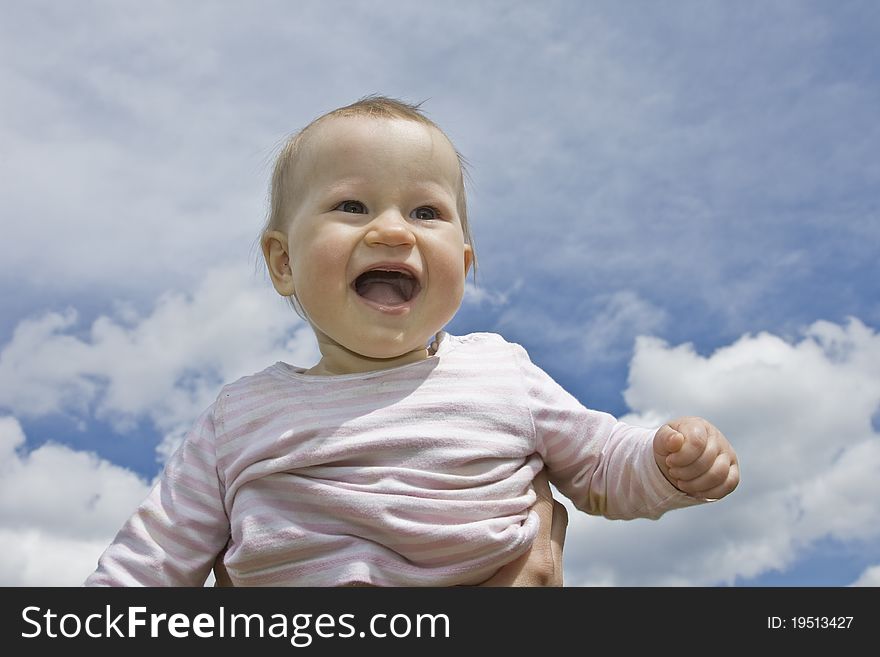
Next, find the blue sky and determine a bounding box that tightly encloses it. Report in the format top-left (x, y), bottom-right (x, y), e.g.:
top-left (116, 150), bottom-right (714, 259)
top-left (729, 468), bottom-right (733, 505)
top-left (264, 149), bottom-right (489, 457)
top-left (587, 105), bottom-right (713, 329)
top-left (1, 0), bottom-right (878, 586)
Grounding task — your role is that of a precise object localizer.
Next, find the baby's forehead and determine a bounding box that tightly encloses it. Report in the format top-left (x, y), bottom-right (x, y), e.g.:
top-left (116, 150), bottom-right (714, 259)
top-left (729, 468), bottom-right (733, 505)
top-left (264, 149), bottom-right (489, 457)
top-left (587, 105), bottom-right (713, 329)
top-left (297, 115), bottom-right (462, 184)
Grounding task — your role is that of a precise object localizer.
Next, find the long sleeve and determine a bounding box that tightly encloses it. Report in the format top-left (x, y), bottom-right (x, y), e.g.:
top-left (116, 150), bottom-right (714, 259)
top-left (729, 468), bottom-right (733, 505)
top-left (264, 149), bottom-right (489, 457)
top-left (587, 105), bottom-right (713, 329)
top-left (513, 344), bottom-right (703, 519)
top-left (84, 404), bottom-right (230, 586)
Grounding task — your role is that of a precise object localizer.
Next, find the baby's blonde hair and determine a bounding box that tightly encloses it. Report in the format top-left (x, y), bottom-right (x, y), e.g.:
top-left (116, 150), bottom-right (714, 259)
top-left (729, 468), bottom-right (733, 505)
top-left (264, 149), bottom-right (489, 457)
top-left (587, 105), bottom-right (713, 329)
top-left (261, 95), bottom-right (476, 284)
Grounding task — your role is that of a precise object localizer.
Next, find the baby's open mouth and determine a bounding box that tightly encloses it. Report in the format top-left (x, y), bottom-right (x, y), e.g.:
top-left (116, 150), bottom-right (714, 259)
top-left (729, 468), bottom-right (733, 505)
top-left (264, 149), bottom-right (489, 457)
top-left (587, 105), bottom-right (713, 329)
top-left (353, 268), bottom-right (421, 306)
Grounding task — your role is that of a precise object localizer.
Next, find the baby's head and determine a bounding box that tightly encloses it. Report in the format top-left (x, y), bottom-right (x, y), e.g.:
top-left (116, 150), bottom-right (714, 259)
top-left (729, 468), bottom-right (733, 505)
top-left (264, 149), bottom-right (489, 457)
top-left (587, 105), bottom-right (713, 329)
top-left (261, 95), bottom-right (475, 371)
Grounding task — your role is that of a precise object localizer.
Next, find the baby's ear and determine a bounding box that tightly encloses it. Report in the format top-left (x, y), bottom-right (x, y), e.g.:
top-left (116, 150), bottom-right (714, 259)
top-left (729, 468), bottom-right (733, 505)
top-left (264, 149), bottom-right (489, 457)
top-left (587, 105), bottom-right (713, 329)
top-left (463, 243), bottom-right (474, 276)
top-left (263, 231), bottom-right (296, 296)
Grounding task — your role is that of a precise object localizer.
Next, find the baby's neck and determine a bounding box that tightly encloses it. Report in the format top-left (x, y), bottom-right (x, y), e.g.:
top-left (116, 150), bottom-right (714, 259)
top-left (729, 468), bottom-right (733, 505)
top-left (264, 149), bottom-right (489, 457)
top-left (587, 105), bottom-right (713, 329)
top-left (304, 341), bottom-right (433, 376)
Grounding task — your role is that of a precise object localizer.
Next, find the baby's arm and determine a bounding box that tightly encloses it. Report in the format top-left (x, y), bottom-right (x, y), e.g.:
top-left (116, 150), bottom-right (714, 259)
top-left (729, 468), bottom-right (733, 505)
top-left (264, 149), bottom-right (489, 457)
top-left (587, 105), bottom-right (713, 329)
top-left (514, 342), bottom-right (735, 518)
top-left (547, 413), bottom-right (736, 518)
top-left (84, 406), bottom-right (230, 586)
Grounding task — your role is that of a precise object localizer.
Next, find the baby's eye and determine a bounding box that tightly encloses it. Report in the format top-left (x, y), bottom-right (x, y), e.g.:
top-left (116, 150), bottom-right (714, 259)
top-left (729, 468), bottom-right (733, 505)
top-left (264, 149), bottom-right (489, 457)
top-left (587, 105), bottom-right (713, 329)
top-left (335, 200), bottom-right (367, 214)
top-left (410, 206), bottom-right (440, 221)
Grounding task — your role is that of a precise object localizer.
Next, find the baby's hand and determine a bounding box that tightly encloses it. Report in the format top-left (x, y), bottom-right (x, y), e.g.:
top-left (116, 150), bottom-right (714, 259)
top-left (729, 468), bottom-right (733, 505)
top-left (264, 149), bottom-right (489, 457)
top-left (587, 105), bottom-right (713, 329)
top-left (653, 417), bottom-right (739, 500)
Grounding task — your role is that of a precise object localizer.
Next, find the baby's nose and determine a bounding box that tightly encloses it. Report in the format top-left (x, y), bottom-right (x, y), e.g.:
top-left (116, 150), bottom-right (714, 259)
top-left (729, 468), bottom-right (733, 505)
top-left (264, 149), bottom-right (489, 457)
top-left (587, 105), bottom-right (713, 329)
top-left (365, 210), bottom-right (416, 247)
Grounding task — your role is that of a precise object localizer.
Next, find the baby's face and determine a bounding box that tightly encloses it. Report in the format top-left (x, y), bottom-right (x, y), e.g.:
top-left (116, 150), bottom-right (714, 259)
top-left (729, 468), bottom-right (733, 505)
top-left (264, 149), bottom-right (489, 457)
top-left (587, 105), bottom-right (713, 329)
top-left (281, 116), bottom-right (473, 368)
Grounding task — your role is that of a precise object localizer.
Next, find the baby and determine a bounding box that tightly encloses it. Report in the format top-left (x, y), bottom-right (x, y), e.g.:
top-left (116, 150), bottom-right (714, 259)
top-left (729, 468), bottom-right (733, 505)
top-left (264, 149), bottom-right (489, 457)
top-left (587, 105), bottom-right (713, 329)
top-left (85, 95), bottom-right (739, 587)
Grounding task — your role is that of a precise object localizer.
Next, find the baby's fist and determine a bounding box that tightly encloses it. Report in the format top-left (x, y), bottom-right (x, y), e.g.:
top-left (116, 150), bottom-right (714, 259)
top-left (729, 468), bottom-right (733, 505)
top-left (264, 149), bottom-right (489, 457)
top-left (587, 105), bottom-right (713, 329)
top-left (653, 417), bottom-right (739, 500)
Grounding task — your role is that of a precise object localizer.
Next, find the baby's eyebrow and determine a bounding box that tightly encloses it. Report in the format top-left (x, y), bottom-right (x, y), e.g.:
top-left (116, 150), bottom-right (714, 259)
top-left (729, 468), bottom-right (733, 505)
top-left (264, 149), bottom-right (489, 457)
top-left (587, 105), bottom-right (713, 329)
top-left (318, 178), bottom-right (457, 200)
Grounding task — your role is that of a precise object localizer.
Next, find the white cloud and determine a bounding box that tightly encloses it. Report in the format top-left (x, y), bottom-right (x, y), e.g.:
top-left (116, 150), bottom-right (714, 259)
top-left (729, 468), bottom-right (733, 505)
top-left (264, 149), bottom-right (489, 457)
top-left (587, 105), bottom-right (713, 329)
top-left (0, 415), bottom-right (151, 586)
top-left (0, 263), bottom-right (319, 458)
top-left (849, 564), bottom-right (880, 587)
top-left (559, 317), bottom-right (880, 585)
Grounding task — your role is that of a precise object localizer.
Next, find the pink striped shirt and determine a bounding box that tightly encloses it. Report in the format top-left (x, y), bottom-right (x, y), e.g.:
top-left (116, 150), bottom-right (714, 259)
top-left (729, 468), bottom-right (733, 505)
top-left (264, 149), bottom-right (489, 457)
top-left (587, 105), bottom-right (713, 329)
top-left (84, 332), bottom-right (701, 587)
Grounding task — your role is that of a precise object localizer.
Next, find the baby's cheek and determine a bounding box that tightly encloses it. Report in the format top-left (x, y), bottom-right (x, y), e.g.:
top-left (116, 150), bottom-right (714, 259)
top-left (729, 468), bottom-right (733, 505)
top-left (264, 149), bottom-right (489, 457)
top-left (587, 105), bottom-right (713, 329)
top-left (311, 232), bottom-right (347, 260)
top-left (433, 257), bottom-right (467, 301)
top-left (293, 248), bottom-right (350, 315)
top-left (302, 242), bottom-right (347, 280)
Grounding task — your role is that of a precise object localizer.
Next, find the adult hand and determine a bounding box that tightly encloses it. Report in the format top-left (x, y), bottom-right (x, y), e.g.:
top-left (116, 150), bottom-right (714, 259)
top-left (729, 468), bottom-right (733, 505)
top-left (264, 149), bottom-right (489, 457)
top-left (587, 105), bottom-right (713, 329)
top-left (212, 547), bottom-right (233, 587)
top-left (478, 468), bottom-right (568, 586)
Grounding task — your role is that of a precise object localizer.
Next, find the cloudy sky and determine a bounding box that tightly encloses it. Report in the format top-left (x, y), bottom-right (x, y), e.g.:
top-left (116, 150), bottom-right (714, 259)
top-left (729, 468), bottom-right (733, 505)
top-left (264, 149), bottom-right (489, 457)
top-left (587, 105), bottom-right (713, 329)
top-left (1, 0), bottom-right (878, 587)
